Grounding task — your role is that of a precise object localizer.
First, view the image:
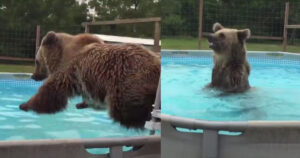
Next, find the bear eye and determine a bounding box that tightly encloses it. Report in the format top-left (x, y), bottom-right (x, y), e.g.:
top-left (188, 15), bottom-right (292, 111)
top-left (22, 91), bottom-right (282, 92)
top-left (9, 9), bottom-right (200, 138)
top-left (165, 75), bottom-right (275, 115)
top-left (219, 33), bottom-right (225, 39)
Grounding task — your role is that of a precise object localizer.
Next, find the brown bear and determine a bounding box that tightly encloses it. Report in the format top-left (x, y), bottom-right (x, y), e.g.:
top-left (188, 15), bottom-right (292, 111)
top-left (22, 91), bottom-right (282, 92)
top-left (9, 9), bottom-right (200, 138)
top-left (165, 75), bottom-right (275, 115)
top-left (32, 32), bottom-right (105, 109)
top-left (207, 22), bottom-right (251, 93)
top-left (20, 32), bottom-right (161, 128)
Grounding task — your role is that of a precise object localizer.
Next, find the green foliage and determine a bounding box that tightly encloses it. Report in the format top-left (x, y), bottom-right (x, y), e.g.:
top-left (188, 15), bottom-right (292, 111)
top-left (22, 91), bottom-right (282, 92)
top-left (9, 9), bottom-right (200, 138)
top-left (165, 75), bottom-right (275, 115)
top-left (0, 0), bottom-right (161, 58)
top-left (0, 0), bottom-right (88, 28)
top-left (0, 0), bottom-right (299, 58)
top-left (88, 0), bottom-right (161, 38)
top-left (88, 0), bottom-right (160, 20)
top-left (0, 0), bottom-right (89, 58)
top-left (162, 0), bottom-right (198, 37)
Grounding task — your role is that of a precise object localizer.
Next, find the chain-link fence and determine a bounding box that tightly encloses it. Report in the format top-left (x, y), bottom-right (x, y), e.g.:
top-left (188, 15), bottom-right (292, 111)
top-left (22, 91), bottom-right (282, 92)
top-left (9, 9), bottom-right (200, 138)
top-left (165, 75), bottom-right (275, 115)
top-left (202, 1), bottom-right (285, 38)
top-left (0, 26), bottom-right (36, 59)
top-left (162, 0), bottom-right (300, 52)
top-left (1, 0), bottom-right (300, 62)
top-left (284, 2), bottom-right (300, 49)
top-left (0, 21), bottom-right (159, 63)
top-left (0, 25), bottom-right (84, 61)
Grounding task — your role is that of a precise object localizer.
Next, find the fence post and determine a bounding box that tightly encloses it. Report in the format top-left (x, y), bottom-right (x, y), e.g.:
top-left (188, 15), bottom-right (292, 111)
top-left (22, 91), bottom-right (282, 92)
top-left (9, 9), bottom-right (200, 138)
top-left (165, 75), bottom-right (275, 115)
top-left (198, 0), bottom-right (204, 49)
top-left (35, 25), bottom-right (41, 55)
top-left (84, 24), bottom-right (90, 33)
top-left (282, 2), bottom-right (289, 52)
top-left (154, 21), bottom-right (161, 52)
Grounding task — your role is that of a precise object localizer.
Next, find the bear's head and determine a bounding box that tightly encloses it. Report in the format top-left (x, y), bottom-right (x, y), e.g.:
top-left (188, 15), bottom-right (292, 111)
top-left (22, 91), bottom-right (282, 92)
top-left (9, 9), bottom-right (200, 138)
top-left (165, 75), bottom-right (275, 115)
top-left (207, 23), bottom-right (250, 61)
top-left (32, 31), bottom-right (104, 81)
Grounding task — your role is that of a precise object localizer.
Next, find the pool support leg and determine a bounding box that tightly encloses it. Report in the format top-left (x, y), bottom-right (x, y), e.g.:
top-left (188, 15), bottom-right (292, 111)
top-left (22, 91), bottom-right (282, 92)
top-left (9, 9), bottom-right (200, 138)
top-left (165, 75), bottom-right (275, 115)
top-left (203, 130), bottom-right (219, 158)
top-left (110, 146), bottom-right (123, 158)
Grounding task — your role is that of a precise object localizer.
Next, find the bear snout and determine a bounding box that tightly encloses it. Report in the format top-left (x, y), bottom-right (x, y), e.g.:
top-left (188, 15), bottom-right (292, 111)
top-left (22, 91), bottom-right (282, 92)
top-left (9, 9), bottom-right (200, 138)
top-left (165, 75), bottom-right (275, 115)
top-left (31, 74), bottom-right (46, 81)
top-left (207, 34), bottom-right (217, 49)
top-left (31, 75), bottom-right (37, 80)
top-left (207, 34), bottom-right (214, 42)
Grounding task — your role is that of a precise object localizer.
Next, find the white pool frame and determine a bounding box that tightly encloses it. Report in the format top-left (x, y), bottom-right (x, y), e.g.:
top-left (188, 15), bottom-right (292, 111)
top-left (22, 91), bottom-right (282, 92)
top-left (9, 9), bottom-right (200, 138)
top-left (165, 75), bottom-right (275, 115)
top-left (0, 72), bottom-right (161, 158)
top-left (161, 50), bottom-right (300, 158)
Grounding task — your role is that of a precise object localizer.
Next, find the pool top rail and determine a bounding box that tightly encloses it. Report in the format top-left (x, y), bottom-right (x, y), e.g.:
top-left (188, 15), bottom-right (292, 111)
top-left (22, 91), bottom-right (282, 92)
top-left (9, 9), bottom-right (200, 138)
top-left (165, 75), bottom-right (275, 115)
top-left (0, 135), bottom-right (160, 148)
top-left (159, 114), bottom-right (300, 132)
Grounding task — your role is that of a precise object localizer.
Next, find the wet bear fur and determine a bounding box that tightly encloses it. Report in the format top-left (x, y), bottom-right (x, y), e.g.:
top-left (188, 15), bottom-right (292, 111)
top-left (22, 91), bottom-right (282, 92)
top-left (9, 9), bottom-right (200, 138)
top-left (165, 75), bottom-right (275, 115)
top-left (20, 32), bottom-right (160, 128)
top-left (207, 22), bottom-right (251, 93)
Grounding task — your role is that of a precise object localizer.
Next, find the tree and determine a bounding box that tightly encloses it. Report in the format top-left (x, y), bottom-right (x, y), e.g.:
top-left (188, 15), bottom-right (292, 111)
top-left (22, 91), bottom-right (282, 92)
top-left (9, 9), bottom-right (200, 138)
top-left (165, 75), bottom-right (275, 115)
top-left (87, 0), bottom-right (161, 38)
top-left (0, 0), bottom-right (89, 58)
top-left (88, 0), bottom-right (160, 20)
top-left (0, 0), bottom-right (88, 28)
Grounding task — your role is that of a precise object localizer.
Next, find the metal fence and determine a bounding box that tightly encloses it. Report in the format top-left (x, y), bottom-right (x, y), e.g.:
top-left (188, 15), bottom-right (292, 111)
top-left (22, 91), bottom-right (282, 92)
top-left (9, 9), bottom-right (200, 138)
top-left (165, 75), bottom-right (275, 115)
top-left (0, 26), bottom-right (36, 60)
top-left (162, 0), bottom-right (300, 52)
top-left (202, 0), bottom-right (285, 39)
top-left (0, 25), bottom-right (84, 62)
top-left (0, 18), bottom-right (160, 62)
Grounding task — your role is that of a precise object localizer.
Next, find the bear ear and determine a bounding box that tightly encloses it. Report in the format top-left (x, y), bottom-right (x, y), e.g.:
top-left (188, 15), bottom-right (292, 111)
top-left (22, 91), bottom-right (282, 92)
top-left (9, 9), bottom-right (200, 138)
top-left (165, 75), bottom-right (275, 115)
top-left (213, 22), bottom-right (224, 32)
top-left (42, 31), bottom-right (58, 46)
top-left (238, 29), bottom-right (251, 41)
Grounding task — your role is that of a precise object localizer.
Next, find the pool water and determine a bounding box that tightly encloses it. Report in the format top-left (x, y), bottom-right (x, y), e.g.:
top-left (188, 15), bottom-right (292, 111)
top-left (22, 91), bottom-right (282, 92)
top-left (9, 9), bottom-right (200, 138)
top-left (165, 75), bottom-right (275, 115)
top-left (0, 77), bottom-right (149, 141)
top-left (162, 51), bottom-right (300, 121)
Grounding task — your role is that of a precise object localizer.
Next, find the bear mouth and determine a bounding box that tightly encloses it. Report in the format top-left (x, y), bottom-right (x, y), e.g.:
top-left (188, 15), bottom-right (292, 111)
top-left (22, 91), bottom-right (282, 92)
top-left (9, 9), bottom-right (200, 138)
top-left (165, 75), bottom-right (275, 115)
top-left (208, 42), bottom-right (215, 49)
top-left (31, 74), bottom-right (47, 81)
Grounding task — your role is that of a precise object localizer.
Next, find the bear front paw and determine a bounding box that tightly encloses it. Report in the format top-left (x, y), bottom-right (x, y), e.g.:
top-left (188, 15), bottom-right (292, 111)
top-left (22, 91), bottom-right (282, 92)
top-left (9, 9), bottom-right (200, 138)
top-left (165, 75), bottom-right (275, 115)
top-left (76, 102), bottom-right (89, 109)
top-left (19, 103), bottom-right (30, 111)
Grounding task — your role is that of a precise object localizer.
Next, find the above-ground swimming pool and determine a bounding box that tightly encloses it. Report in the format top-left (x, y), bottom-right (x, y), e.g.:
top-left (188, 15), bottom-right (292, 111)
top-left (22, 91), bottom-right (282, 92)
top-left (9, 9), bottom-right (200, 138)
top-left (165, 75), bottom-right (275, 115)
top-left (0, 73), bottom-right (150, 141)
top-left (162, 50), bottom-right (300, 121)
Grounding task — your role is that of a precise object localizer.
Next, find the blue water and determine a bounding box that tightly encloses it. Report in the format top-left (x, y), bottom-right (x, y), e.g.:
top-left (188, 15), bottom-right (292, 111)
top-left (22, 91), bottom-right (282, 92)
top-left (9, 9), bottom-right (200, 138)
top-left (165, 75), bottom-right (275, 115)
top-left (162, 54), bottom-right (300, 121)
top-left (0, 78), bottom-right (149, 142)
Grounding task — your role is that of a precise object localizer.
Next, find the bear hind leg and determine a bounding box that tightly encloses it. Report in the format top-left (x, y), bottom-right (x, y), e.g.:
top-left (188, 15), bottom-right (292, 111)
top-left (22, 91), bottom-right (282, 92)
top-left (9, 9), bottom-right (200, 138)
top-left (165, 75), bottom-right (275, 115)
top-left (108, 94), bottom-right (155, 129)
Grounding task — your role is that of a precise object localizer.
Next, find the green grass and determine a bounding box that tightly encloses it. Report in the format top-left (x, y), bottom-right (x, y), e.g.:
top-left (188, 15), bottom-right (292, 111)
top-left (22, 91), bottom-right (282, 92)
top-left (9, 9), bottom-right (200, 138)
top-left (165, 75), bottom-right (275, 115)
top-left (162, 37), bottom-right (300, 53)
top-left (0, 64), bottom-right (34, 73)
top-left (0, 37), bottom-right (300, 73)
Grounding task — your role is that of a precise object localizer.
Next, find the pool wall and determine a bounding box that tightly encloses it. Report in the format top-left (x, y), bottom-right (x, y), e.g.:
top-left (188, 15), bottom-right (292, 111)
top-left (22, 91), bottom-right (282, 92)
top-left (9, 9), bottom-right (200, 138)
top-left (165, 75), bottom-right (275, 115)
top-left (160, 114), bottom-right (300, 158)
top-left (0, 73), bottom-right (161, 158)
top-left (0, 135), bottom-right (160, 158)
top-left (161, 50), bottom-right (300, 158)
top-left (0, 72), bottom-right (32, 79)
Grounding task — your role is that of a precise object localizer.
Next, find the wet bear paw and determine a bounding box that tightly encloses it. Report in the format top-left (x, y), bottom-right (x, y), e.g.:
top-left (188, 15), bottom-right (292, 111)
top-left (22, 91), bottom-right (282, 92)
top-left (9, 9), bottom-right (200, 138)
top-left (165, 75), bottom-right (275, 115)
top-left (19, 103), bottom-right (30, 111)
top-left (76, 102), bottom-right (89, 109)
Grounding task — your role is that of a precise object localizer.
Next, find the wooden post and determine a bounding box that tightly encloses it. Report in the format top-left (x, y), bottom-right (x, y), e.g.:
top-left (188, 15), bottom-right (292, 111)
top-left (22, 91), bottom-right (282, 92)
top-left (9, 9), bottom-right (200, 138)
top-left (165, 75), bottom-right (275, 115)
top-left (84, 24), bottom-right (90, 33)
top-left (35, 25), bottom-right (41, 55)
top-left (282, 2), bottom-right (289, 52)
top-left (198, 0), bottom-right (204, 49)
top-left (154, 21), bottom-right (161, 52)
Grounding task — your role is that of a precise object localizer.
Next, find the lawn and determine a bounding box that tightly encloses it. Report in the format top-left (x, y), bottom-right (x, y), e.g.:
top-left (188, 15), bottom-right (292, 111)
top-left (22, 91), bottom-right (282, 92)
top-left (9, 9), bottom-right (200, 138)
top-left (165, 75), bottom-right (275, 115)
top-left (0, 64), bottom-right (34, 73)
top-left (162, 37), bottom-right (300, 53)
top-left (0, 37), bottom-right (300, 73)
